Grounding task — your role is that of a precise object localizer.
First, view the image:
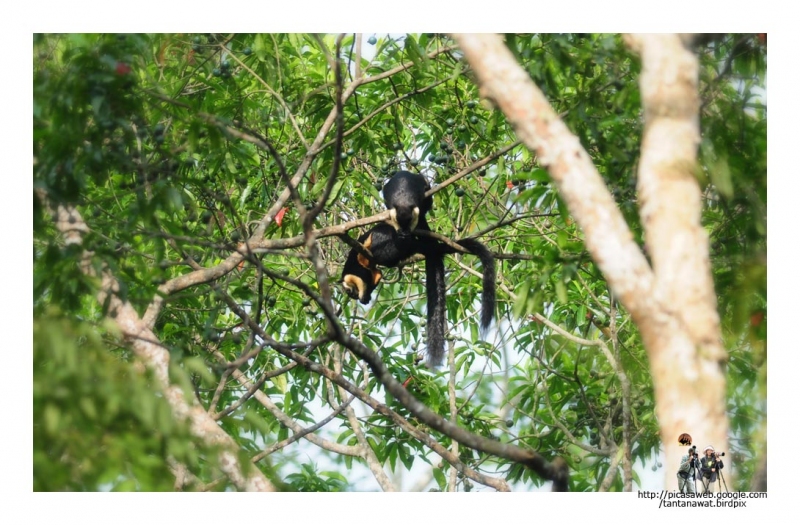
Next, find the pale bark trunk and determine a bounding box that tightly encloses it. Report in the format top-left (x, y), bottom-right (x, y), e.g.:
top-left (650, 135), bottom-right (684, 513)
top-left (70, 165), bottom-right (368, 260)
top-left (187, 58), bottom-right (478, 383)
top-left (454, 33), bottom-right (729, 490)
top-left (627, 33), bottom-right (729, 490)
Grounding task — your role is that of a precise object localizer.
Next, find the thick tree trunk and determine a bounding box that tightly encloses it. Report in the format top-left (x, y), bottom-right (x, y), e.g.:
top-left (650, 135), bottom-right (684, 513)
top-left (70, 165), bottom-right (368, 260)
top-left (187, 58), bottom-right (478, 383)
top-left (627, 33), bottom-right (729, 490)
top-left (454, 33), bottom-right (729, 490)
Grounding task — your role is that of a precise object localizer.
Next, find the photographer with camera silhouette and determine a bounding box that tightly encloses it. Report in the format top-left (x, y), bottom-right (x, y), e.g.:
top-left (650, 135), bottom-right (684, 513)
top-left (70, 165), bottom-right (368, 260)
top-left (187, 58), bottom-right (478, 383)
top-left (699, 445), bottom-right (725, 494)
top-left (677, 445), bottom-right (699, 494)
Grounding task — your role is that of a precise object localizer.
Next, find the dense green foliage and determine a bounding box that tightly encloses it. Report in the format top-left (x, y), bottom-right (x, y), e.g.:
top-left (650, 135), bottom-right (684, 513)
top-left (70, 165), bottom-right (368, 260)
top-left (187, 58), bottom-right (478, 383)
top-left (33, 33), bottom-right (766, 491)
top-left (33, 310), bottom-right (207, 490)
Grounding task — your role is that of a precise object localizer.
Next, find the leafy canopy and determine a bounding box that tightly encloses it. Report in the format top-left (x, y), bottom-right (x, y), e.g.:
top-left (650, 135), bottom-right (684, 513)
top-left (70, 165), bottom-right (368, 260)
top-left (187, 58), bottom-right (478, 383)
top-left (33, 33), bottom-right (766, 491)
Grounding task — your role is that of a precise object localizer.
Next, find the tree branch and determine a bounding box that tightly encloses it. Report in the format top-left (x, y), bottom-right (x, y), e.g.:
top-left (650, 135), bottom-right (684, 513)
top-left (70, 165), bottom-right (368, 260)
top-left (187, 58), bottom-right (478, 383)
top-left (41, 191), bottom-right (276, 492)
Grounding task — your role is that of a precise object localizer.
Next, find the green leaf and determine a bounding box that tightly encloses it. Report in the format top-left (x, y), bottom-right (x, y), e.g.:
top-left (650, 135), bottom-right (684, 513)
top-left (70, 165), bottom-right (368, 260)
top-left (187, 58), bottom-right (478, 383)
top-left (404, 35), bottom-right (426, 67)
top-left (182, 356), bottom-right (216, 385)
top-left (708, 155), bottom-right (734, 199)
top-left (529, 168), bottom-right (551, 182)
top-left (433, 468), bottom-right (447, 490)
top-left (254, 34), bottom-right (267, 60)
top-left (43, 403), bottom-right (60, 435)
top-left (512, 279), bottom-right (531, 318)
top-left (555, 279), bottom-right (567, 304)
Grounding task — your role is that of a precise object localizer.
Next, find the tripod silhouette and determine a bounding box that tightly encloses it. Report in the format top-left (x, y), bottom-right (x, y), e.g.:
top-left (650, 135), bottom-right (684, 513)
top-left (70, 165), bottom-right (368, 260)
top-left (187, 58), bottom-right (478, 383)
top-left (700, 464), bottom-right (726, 493)
top-left (678, 454), bottom-right (699, 494)
top-left (717, 464), bottom-right (729, 492)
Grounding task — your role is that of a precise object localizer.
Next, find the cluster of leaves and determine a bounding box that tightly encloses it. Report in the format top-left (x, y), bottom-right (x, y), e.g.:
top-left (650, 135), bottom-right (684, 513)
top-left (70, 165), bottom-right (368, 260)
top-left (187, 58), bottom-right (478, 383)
top-left (33, 310), bottom-right (209, 491)
top-left (33, 33), bottom-right (766, 491)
